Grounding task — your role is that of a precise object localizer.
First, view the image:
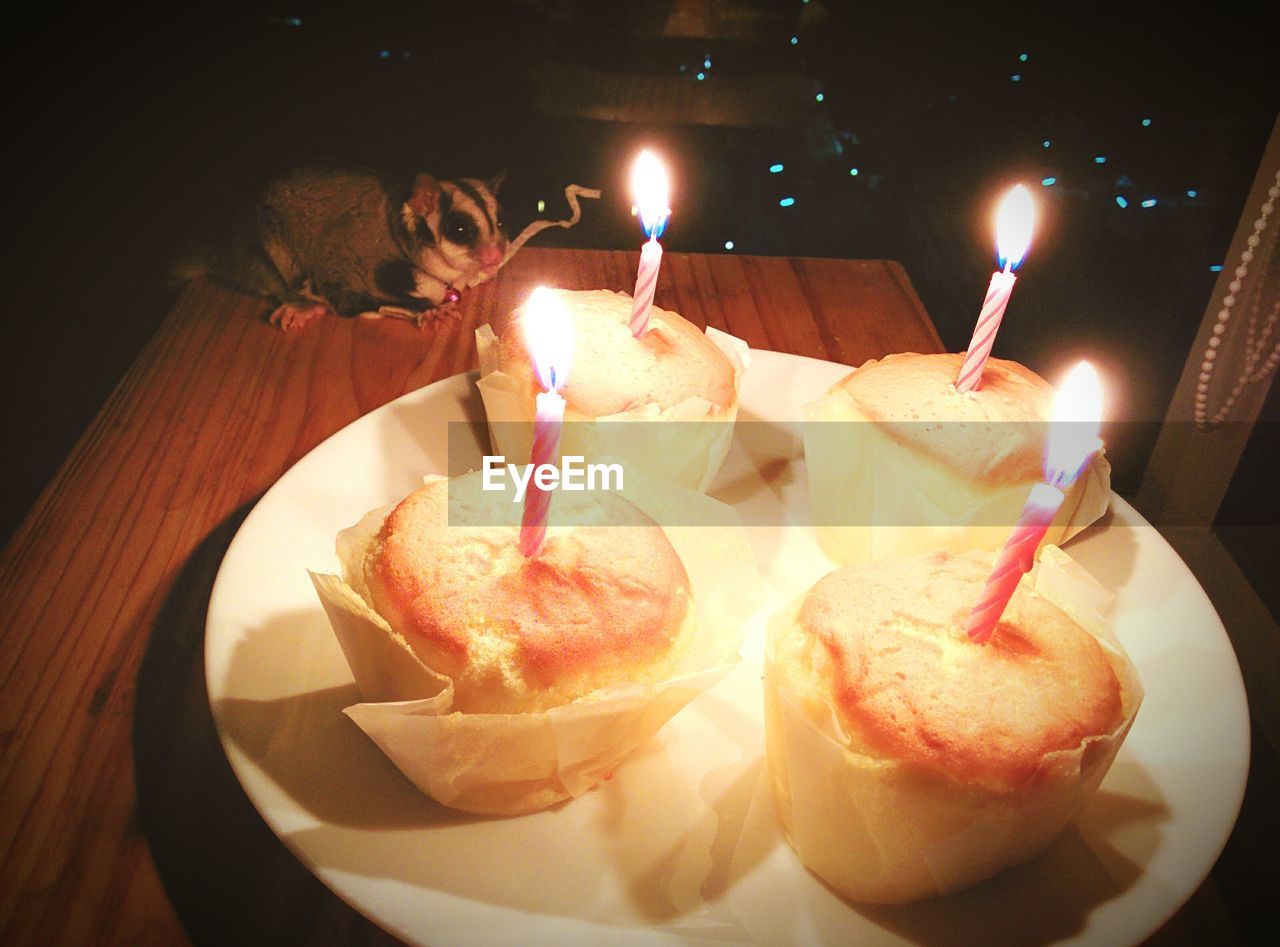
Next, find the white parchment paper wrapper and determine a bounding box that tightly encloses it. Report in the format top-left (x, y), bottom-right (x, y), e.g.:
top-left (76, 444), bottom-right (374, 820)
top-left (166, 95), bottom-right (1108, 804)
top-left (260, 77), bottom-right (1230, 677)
top-left (475, 322), bottom-right (750, 494)
top-left (803, 386), bottom-right (1112, 565)
top-left (762, 546), bottom-right (1143, 904)
top-left (309, 475), bottom-right (760, 816)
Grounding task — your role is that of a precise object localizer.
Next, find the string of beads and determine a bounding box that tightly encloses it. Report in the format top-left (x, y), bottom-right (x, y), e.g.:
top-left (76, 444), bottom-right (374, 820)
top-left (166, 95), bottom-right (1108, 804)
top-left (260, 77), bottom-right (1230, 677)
top-left (1194, 169), bottom-right (1280, 430)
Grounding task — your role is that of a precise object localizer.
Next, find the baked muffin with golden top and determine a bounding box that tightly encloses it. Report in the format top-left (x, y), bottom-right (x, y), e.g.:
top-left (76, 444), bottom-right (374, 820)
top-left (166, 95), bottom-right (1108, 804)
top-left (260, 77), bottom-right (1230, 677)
top-left (803, 352), bottom-right (1111, 564)
top-left (310, 469), bottom-right (758, 815)
top-left (362, 473), bottom-right (694, 714)
top-left (476, 289), bottom-right (748, 493)
top-left (765, 549), bottom-right (1141, 903)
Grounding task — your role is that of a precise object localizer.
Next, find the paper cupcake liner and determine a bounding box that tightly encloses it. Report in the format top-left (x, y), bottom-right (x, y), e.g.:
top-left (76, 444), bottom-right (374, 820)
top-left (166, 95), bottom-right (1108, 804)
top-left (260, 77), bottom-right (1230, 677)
top-left (802, 395), bottom-right (1112, 565)
top-left (763, 546), bottom-right (1143, 903)
top-left (475, 323), bottom-right (750, 494)
top-left (310, 474), bottom-right (760, 816)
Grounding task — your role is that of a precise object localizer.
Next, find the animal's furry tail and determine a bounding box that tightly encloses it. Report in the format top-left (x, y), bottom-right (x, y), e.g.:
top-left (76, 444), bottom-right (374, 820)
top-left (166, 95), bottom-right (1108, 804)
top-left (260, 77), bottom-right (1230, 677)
top-left (168, 226), bottom-right (283, 306)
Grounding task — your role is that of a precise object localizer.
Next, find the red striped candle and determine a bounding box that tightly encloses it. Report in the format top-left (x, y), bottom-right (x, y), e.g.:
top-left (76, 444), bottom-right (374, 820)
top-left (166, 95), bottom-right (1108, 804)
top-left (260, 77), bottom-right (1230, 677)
top-left (519, 390), bottom-right (566, 557)
top-left (518, 287), bottom-right (573, 558)
top-left (965, 362), bottom-right (1103, 643)
top-left (955, 184), bottom-right (1035, 393)
top-left (628, 149), bottom-right (670, 337)
top-left (630, 237), bottom-right (662, 337)
top-left (955, 267), bottom-right (1016, 393)
top-left (965, 482), bottom-right (1063, 643)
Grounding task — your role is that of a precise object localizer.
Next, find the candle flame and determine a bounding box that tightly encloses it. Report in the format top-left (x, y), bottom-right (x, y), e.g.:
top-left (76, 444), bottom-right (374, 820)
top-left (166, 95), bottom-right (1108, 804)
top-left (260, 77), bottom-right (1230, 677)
top-left (631, 149), bottom-right (671, 239)
top-left (996, 184), bottom-right (1035, 271)
top-left (1045, 361), bottom-right (1103, 488)
top-left (523, 287), bottom-right (573, 392)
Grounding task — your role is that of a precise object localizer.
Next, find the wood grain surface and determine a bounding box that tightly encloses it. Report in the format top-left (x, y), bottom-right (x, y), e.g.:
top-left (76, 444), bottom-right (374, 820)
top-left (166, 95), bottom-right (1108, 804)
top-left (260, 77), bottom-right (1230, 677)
top-left (0, 245), bottom-right (996, 944)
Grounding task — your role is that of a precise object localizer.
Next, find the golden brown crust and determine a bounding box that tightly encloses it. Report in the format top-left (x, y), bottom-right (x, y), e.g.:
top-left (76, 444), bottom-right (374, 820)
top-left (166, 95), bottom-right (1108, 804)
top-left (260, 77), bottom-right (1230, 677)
top-left (794, 552), bottom-right (1122, 789)
top-left (363, 473), bottom-right (693, 713)
top-left (490, 289), bottom-right (736, 417)
top-left (833, 352), bottom-right (1057, 484)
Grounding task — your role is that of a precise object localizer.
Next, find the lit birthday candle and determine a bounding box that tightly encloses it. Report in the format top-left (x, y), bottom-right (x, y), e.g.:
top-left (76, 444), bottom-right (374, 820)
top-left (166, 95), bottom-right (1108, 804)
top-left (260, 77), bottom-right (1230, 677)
top-left (955, 184), bottom-right (1035, 393)
top-left (519, 287), bottom-right (573, 558)
top-left (629, 149), bottom-right (671, 337)
top-left (966, 362), bottom-right (1103, 643)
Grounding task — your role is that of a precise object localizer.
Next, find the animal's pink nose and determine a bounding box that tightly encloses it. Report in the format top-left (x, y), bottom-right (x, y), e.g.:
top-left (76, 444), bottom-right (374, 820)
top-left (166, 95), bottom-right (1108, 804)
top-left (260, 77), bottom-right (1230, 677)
top-left (479, 244), bottom-right (505, 267)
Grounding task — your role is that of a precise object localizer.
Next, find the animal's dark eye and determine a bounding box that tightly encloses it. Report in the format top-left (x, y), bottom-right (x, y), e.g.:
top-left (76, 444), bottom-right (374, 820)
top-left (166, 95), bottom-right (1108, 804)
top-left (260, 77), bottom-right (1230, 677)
top-left (443, 211), bottom-right (478, 246)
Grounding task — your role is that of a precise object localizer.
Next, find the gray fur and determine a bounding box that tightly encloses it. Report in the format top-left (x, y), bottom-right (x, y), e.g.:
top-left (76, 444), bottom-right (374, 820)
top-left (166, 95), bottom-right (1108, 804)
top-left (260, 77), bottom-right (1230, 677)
top-left (186, 165), bottom-right (507, 325)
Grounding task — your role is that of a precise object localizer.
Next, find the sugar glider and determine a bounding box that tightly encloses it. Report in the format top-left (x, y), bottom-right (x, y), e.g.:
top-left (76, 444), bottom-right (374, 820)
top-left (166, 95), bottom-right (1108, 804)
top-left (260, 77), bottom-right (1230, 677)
top-left (197, 164), bottom-right (508, 329)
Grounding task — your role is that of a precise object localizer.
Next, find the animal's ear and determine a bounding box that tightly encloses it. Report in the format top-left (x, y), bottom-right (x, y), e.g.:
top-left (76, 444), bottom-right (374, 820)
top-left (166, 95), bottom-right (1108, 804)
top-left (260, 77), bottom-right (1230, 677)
top-left (409, 173), bottom-right (440, 217)
top-left (488, 170), bottom-right (507, 194)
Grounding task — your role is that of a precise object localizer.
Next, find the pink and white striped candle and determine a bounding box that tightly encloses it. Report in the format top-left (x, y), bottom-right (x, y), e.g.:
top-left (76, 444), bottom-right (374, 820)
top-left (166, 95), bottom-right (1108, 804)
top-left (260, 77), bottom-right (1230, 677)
top-left (966, 362), bottom-right (1103, 643)
top-left (519, 390), bottom-right (565, 557)
top-left (628, 149), bottom-right (671, 338)
top-left (964, 482), bottom-right (1063, 643)
top-left (955, 184), bottom-right (1035, 393)
top-left (518, 288), bottom-right (573, 558)
top-left (631, 237), bottom-right (663, 338)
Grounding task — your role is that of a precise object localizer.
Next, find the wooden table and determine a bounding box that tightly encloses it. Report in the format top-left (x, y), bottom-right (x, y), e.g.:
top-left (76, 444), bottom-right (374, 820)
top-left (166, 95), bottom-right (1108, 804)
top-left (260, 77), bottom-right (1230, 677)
top-left (0, 247), bottom-right (1214, 944)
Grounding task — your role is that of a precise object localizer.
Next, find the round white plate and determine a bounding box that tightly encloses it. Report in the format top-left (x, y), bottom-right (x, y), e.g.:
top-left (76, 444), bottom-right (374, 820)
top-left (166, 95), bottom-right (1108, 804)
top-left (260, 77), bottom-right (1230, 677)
top-left (206, 350), bottom-right (1250, 946)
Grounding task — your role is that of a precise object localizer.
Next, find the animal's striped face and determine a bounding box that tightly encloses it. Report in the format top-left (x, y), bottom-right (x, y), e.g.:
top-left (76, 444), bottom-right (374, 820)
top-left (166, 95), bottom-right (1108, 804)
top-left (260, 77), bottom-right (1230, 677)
top-left (433, 178), bottom-right (508, 281)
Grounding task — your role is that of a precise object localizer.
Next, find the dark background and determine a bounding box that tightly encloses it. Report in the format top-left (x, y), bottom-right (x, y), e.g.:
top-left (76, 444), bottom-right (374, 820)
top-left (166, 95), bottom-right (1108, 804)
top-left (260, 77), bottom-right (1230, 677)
top-left (3, 1), bottom-right (1277, 942)
top-left (4, 2), bottom-right (1276, 539)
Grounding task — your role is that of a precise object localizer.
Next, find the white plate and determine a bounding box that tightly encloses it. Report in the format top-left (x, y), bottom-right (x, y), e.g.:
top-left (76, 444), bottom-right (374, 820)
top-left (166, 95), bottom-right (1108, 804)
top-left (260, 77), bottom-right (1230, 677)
top-left (206, 350), bottom-right (1250, 946)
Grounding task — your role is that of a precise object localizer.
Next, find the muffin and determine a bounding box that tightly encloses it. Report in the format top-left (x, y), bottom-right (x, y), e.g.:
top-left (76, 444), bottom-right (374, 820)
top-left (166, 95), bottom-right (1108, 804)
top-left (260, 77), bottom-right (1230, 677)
top-left (764, 549), bottom-right (1141, 903)
top-left (310, 470), bottom-right (756, 815)
top-left (803, 352), bottom-right (1111, 565)
top-left (476, 289), bottom-right (748, 492)
top-left (360, 473), bottom-right (695, 714)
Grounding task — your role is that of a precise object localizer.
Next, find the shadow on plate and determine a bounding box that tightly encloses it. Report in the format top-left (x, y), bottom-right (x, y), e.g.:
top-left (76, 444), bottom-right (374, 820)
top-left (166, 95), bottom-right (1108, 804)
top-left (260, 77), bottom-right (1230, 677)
top-left (853, 765), bottom-right (1171, 946)
top-left (270, 686), bottom-right (775, 934)
top-left (214, 607), bottom-right (473, 831)
top-left (608, 691), bottom-right (774, 927)
top-left (711, 410), bottom-right (803, 517)
top-left (1060, 501), bottom-right (1142, 593)
top-left (132, 502), bottom-right (402, 944)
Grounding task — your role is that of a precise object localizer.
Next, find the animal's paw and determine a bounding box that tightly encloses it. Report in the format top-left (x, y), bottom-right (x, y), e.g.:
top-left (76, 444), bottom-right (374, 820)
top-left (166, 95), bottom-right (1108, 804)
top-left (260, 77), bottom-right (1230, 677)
top-left (269, 301), bottom-right (331, 331)
top-left (417, 298), bottom-right (462, 329)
